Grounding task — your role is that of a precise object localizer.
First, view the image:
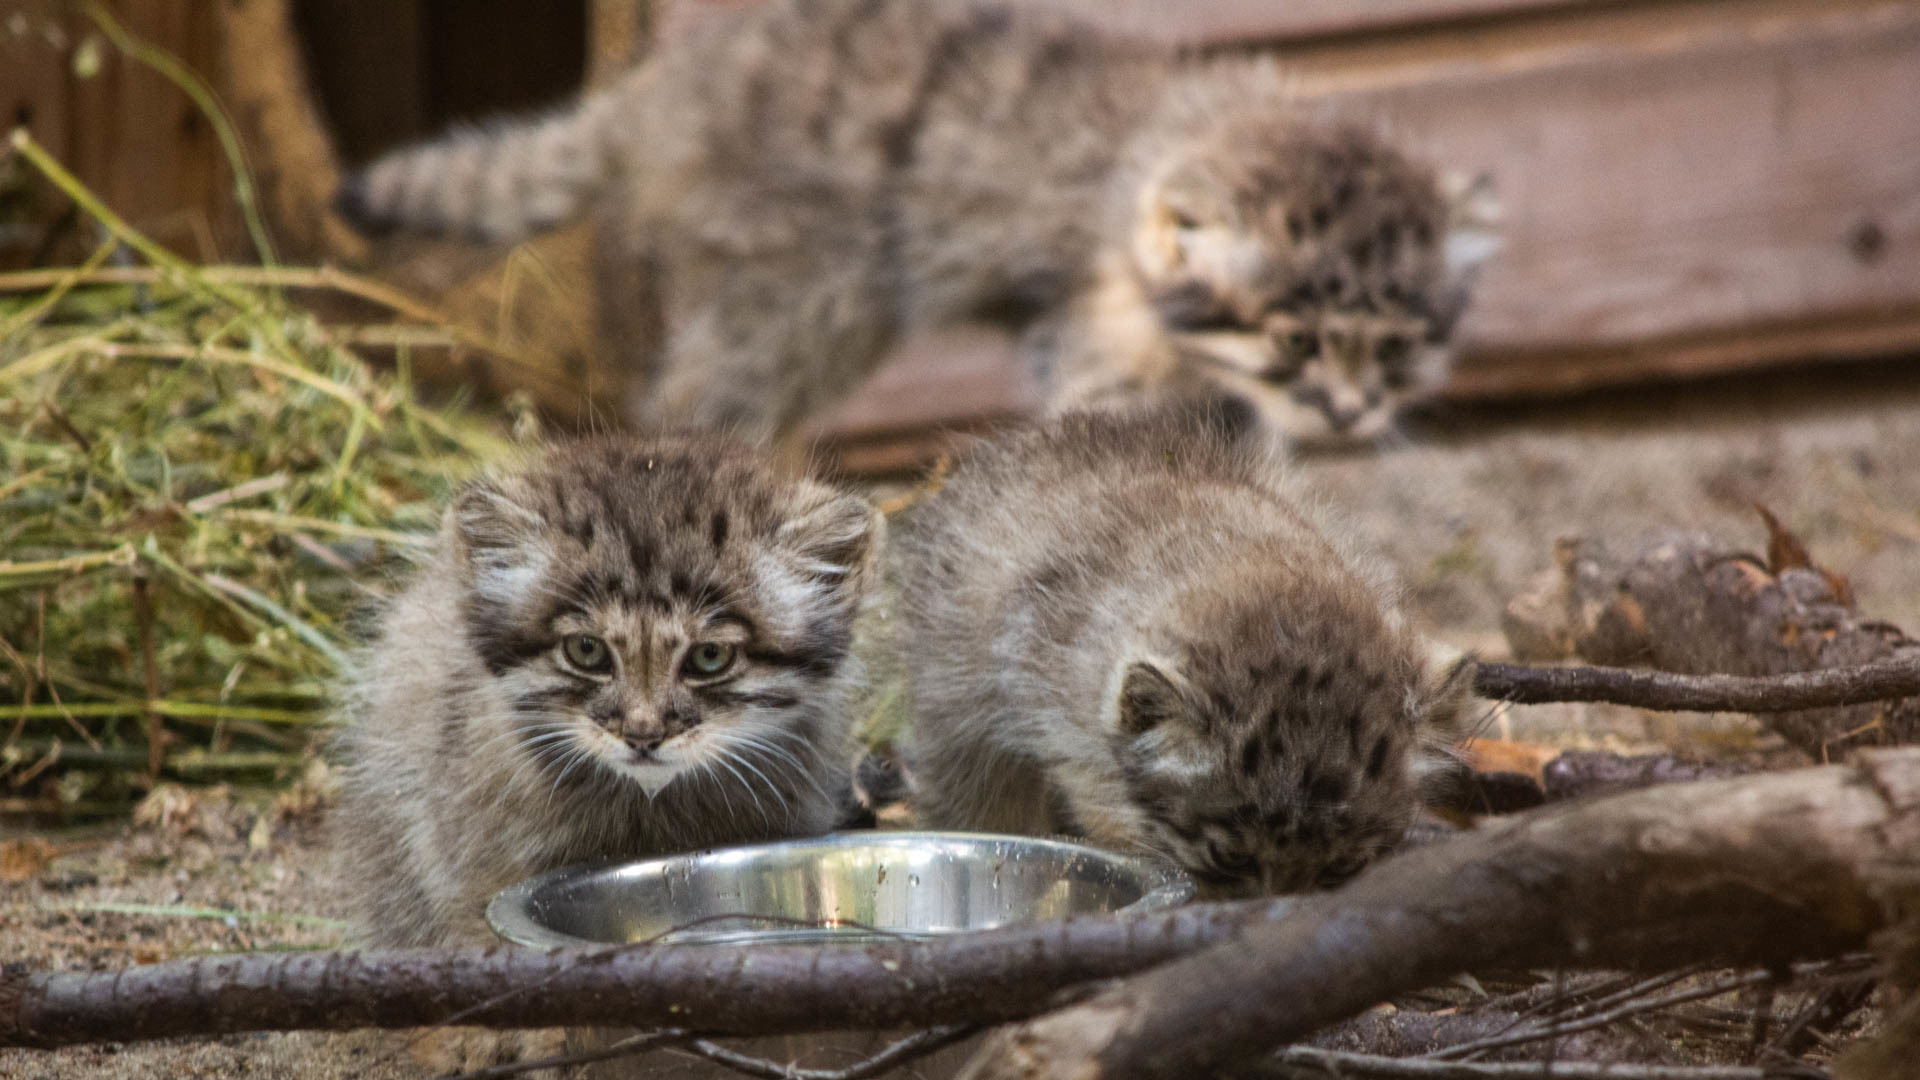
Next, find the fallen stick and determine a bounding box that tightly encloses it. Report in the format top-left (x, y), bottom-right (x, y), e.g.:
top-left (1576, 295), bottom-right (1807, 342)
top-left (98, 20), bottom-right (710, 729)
top-left (956, 749), bottom-right (1920, 1080)
top-left (0, 898), bottom-right (1272, 1049)
top-left (1472, 655), bottom-right (1920, 715)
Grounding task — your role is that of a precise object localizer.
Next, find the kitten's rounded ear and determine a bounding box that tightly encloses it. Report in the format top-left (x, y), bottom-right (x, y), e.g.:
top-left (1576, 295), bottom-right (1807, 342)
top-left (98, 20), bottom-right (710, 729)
top-left (1416, 639), bottom-right (1477, 737)
top-left (1115, 660), bottom-right (1196, 738)
top-left (1440, 170), bottom-right (1503, 279)
top-left (1135, 170), bottom-right (1227, 276)
top-left (449, 478), bottom-right (541, 569)
top-left (778, 487), bottom-right (884, 585)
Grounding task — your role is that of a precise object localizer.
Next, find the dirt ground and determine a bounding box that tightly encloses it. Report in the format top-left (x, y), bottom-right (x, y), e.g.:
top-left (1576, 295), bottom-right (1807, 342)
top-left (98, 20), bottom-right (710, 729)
top-left (5, 358), bottom-right (1919, 1078)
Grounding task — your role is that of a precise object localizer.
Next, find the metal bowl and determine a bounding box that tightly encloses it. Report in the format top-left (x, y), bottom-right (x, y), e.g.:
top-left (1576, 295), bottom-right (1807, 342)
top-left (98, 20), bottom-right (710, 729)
top-left (487, 831), bottom-right (1193, 948)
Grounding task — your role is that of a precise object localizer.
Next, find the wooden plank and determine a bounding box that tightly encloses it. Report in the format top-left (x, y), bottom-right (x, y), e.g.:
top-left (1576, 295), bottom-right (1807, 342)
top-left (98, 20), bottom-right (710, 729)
top-left (1022, 0), bottom-right (1601, 45)
top-left (659, 0), bottom-right (1606, 47)
top-left (102, 0), bottom-right (231, 258)
top-left (808, 0), bottom-right (1920, 459)
top-left (18, 0), bottom-right (241, 262)
top-left (818, 324), bottom-right (1036, 440)
top-left (1446, 308), bottom-right (1920, 399)
top-left (0, 5), bottom-right (78, 267)
top-left (1310, 0), bottom-right (1920, 352)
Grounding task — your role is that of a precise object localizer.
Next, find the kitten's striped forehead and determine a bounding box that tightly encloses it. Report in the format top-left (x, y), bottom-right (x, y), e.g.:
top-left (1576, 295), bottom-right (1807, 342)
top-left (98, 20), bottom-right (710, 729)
top-left (454, 435), bottom-right (870, 679)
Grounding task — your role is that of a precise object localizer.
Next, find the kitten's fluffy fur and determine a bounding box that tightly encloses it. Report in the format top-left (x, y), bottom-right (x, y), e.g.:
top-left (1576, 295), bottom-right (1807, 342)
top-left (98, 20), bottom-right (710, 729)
top-left (896, 412), bottom-right (1470, 895)
top-left (336, 0), bottom-right (1496, 449)
top-left (331, 435), bottom-right (881, 947)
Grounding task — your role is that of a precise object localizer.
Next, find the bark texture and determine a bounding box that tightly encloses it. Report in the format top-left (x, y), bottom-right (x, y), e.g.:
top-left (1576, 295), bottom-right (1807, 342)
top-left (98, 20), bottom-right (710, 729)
top-left (0, 899), bottom-right (1269, 1049)
top-left (957, 749), bottom-right (1920, 1080)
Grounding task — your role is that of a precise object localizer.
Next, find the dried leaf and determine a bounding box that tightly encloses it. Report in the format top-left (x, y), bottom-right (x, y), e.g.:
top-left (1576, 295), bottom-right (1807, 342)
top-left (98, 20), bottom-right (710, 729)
top-left (247, 813), bottom-right (274, 853)
top-left (1757, 503), bottom-right (1856, 606)
top-left (1756, 503), bottom-right (1812, 574)
top-left (0, 837), bottom-right (54, 884)
top-left (1460, 738), bottom-right (1562, 785)
top-left (131, 782), bottom-right (200, 835)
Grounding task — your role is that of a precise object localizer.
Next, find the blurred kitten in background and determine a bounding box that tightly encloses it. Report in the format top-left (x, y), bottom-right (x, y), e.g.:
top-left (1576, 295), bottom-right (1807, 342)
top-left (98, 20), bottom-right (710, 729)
top-left (338, 0), bottom-right (1498, 450)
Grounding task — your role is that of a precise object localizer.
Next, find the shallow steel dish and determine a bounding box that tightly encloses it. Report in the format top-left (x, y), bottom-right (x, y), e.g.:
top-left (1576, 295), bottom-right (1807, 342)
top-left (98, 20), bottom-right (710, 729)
top-left (487, 831), bottom-right (1193, 948)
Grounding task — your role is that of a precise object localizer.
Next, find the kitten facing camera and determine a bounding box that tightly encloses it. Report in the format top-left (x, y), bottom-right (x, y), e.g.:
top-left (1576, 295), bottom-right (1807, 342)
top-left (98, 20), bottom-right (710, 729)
top-left (330, 435), bottom-right (882, 948)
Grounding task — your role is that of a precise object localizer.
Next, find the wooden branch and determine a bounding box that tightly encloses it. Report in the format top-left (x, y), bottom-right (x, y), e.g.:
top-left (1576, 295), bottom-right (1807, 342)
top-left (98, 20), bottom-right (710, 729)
top-left (955, 749), bottom-right (1920, 1080)
top-left (0, 899), bottom-right (1275, 1049)
top-left (1472, 655), bottom-right (1920, 714)
top-left (1540, 751), bottom-right (1749, 803)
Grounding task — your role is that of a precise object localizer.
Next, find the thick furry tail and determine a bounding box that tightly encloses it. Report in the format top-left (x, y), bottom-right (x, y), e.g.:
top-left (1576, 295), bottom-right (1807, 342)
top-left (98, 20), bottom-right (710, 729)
top-left (334, 95), bottom-right (615, 244)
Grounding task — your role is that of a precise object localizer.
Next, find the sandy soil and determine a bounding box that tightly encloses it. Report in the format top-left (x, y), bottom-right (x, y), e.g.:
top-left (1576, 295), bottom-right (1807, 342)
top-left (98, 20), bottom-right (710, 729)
top-left (5, 359), bottom-right (1918, 1078)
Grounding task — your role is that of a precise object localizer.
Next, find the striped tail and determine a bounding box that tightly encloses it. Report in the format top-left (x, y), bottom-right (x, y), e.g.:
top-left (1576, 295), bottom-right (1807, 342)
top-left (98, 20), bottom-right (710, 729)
top-left (334, 95), bottom-right (615, 244)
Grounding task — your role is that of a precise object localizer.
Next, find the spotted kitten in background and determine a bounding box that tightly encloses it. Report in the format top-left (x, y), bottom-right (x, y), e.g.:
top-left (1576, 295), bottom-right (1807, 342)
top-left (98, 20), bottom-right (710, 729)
top-left (896, 412), bottom-right (1472, 895)
top-left (330, 435), bottom-right (882, 949)
top-left (335, 0), bottom-right (1498, 450)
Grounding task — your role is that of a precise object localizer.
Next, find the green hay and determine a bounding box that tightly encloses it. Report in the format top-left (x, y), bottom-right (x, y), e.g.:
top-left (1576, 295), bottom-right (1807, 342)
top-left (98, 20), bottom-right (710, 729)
top-left (0, 132), bottom-right (525, 816)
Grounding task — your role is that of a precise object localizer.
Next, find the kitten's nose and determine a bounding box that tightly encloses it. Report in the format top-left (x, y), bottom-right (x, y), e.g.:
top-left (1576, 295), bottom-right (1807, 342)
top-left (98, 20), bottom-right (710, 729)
top-left (1323, 402), bottom-right (1365, 432)
top-left (618, 713), bottom-right (665, 754)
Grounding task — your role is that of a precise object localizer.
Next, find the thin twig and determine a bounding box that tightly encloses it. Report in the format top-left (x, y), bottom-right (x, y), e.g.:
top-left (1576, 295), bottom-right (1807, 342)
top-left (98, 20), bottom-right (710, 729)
top-left (679, 1026), bottom-right (980, 1080)
top-left (440, 1021), bottom-right (976, 1080)
top-left (1433, 963), bottom-right (1870, 1062)
top-left (446, 1029), bottom-right (690, 1080)
top-left (1761, 976), bottom-right (1877, 1061)
top-left (1539, 966), bottom-right (1713, 1027)
top-left (130, 573), bottom-right (163, 780)
top-left (39, 401), bottom-right (92, 454)
top-left (1265, 1046), bottom-right (1805, 1079)
top-left (1436, 973), bottom-right (1771, 1060)
top-left (1473, 655), bottom-right (1920, 713)
top-left (182, 472), bottom-right (289, 514)
top-left (0, 263), bottom-right (554, 380)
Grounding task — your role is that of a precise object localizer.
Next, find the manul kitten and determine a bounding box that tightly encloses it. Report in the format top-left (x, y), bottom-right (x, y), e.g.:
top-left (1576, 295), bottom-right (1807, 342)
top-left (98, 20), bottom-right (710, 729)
top-left (330, 434), bottom-right (882, 947)
top-left (896, 412), bottom-right (1470, 895)
top-left (337, 0), bottom-right (1496, 450)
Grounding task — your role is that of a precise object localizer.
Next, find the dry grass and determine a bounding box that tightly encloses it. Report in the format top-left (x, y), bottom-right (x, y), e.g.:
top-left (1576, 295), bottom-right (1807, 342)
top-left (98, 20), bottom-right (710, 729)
top-left (0, 130), bottom-right (525, 819)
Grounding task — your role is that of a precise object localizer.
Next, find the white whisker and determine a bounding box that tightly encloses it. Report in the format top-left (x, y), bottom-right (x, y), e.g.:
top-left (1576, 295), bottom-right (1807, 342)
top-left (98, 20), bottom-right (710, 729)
top-left (695, 756), bottom-right (740, 825)
top-left (725, 731), bottom-right (832, 804)
top-left (547, 744), bottom-right (596, 812)
top-left (708, 753), bottom-right (769, 823)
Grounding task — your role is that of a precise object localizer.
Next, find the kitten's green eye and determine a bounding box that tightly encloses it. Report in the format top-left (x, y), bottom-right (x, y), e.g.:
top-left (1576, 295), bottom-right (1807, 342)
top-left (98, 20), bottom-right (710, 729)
top-left (684, 642), bottom-right (737, 678)
top-left (561, 634), bottom-right (612, 673)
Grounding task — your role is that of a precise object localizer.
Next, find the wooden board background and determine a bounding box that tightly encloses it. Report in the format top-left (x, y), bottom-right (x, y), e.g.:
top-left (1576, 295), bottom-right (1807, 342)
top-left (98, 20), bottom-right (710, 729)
top-left (1, 1), bottom-right (240, 267)
top-left (816, 0), bottom-right (1920, 468)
